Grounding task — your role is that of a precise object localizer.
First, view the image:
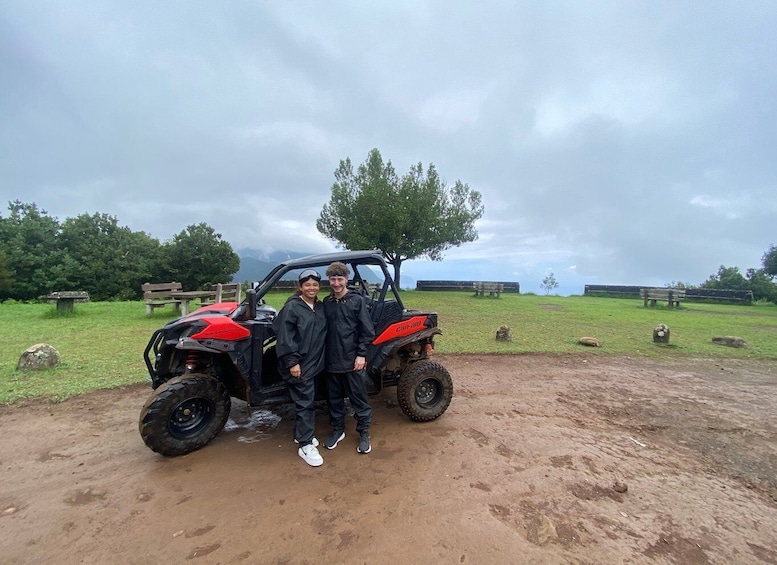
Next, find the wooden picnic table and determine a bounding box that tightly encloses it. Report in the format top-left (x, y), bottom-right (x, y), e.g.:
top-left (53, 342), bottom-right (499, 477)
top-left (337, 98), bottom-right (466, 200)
top-left (168, 290), bottom-right (218, 316)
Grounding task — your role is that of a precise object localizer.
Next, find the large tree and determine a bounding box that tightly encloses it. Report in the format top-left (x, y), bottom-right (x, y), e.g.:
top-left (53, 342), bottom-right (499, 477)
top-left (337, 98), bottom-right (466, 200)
top-left (746, 268), bottom-right (777, 303)
top-left (0, 250), bottom-right (13, 295)
top-left (0, 201), bottom-right (65, 300)
top-left (317, 148), bottom-right (484, 287)
top-left (699, 264), bottom-right (777, 303)
top-left (700, 265), bottom-right (749, 290)
top-left (762, 244), bottom-right (777, 278)
top-left (163, 223), bottom-right (240, 291)
top-left (59, 213), bottom-right (163, 300)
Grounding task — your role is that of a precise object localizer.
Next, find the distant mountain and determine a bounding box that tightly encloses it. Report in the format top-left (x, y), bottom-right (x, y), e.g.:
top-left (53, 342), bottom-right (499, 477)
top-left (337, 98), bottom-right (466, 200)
top-left (232, 256), bottom-right (275, 284)
top-left (232, 248), bottom-right (382, 284)
top-left (232, 249), bottom-right (313, 284)
top-left (235, 248), bottom-right (313, 263)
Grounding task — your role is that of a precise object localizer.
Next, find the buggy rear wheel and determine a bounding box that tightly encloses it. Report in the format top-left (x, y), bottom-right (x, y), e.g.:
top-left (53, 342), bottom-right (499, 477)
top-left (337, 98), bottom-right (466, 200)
top-left (139, 374), bottom-right (231, 456)
top-left (397, 360), bottom-right (453, 422)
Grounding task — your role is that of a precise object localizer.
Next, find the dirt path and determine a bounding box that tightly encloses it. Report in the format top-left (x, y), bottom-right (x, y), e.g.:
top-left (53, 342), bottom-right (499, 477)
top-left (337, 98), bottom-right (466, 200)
top-left (1, 354), bottom-right (776, 564)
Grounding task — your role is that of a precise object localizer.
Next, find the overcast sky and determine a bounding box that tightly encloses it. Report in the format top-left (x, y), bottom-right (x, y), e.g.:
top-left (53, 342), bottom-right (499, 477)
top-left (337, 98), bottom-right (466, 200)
top-left (2, 2), bottom-right (775, 293)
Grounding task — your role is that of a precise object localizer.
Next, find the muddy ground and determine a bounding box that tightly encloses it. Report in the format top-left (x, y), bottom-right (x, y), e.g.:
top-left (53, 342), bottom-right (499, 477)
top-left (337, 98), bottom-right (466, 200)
top-left (1, 353), bottom-right (776, 565)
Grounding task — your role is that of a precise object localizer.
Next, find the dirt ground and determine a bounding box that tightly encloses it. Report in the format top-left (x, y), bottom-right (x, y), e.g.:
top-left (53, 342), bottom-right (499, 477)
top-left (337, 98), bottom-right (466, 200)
top-left (1, 353), bottom-right (776, 565)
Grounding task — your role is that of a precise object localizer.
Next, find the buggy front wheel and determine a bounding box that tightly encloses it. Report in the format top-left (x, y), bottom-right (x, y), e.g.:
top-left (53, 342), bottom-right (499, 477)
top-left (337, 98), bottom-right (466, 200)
top-left (139, 374), bottom-right (231, 456)
top-left (397, 360), bottom-right (453, 422)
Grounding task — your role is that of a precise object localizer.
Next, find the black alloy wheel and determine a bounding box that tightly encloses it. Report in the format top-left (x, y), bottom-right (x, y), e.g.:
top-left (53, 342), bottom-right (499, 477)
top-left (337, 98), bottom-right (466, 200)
top-left (139, 374), bottom-right (231, 456)
top-left (397, 360), bottom-right (453, 422)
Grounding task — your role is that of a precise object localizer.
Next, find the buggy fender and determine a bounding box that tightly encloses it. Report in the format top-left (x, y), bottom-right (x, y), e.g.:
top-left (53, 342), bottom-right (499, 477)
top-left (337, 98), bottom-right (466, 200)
top-left (368, 327), bottom-right (441, 370)
top-left (373, 315), bottom-right (429, 345)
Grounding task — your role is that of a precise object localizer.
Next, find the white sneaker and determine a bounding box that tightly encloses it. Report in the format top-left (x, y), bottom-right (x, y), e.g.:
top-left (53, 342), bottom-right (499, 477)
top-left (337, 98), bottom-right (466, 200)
top-left (298, 444), bottom-right (323, 467)
top-left (294, 437), bottom-right (319, 447)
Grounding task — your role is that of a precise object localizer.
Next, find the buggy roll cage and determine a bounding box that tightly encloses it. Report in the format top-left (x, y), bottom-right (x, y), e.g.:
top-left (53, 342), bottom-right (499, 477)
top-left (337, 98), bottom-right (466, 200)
top-left (241, 250), bottom-right (404, 320)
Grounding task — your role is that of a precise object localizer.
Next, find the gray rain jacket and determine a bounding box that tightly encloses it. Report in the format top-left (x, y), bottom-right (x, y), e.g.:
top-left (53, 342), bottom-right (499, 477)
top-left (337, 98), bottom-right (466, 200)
top-left (272, 295), bottom-right (327, 380)
top-left (323, 290), bottom-right (375, 373)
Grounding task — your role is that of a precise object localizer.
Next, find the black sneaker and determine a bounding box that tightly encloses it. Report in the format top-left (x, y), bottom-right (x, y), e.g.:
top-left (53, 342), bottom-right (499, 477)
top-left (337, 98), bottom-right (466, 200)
top-left (324, 430), bottom-right (345, 450)
top-left (357, 432), bottom-right (371, 454)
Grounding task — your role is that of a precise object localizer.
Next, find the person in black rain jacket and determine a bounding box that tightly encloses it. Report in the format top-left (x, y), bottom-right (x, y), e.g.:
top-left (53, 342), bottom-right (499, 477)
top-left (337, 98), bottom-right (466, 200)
top-left (273, 269), bottom-right (327, 467)
top-left (321, 261), bottom-right (376, 454)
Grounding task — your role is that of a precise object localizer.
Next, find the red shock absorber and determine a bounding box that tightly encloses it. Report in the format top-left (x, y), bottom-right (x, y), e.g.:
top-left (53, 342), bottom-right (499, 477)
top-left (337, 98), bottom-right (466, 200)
top-left (184, 352), bottom-right (200, 373)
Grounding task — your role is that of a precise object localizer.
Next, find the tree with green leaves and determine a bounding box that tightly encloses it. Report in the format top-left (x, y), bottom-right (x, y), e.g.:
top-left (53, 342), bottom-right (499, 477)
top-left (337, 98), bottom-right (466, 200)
top-left (317, 148), bottom-right (484, 288)
top-left (762, 244), bottom-right (777, 278)
top-left (745, 268), bottom-right (777, 303)
top-left (700, 265), bottom-right (749, 290)
top-left (59, 213), bottom-right (164, 300)
top-left (540, 271), bottom-right (559, 295)
top-left (163, 223), bottom-right (240, 291)
top-left (700, 264), bottom-right (777, 303)
top-left (0, 201), bottom-right (65, 300)
top-left (0, 250), bottom-right (13, 295)
top-left (0, 202), bottom-right (242, 301)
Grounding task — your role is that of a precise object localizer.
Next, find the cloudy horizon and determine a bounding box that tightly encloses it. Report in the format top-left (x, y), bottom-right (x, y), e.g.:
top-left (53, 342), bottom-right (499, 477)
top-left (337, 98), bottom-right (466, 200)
top-left (2, 2), bottom-right (775, 294)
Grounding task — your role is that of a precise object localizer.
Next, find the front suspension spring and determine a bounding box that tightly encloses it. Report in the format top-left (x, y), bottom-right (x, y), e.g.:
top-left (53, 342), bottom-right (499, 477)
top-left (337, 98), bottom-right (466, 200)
top-left (184, 352), bottom-right (201, 373)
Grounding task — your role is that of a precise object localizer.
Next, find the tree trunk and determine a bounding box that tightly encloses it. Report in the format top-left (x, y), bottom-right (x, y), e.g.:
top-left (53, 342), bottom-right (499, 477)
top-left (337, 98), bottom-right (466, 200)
top-left (390, 257), bottom-right (402, 290)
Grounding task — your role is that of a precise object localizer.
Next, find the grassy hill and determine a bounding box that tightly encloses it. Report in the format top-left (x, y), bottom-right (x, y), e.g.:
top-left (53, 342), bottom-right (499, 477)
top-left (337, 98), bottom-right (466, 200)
top-left (1, 294), bottom-right (775, 404)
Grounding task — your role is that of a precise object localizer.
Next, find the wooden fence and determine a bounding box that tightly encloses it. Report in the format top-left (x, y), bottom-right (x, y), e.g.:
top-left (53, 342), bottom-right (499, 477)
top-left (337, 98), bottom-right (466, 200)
top-left (416, 280), bottom-right (520, 293)
top-left (584, 285), bottom-right (753, 304)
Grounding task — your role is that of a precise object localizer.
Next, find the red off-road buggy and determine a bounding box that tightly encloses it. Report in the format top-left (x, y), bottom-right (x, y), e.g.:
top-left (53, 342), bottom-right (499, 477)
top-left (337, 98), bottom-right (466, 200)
top-left (140, 250), bottom-right (453, 456)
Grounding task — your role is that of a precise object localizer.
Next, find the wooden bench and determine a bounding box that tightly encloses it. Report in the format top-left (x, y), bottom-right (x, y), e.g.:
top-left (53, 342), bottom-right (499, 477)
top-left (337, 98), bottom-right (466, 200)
top-left (201, 282), bottom-right (242, 305)
top-left (473, 282), bottom-right (504, 298)
top-left (142, 282), bottom-right (182, 315)
top-left (641, 288), bottom-right (685, 308)
top-left (47, 290), bottom-right (90, 312)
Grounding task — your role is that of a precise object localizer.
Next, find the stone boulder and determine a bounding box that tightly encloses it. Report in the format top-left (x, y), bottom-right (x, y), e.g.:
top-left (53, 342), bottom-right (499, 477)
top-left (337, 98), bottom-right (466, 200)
top-left (653, 324), bottom-right (670, 344)
top-left (711, 336), bottom-right (749, 349)
top-left (17, 343), bottom-right (61, 371)
top-left (495, 325), bottom-right (512, 342)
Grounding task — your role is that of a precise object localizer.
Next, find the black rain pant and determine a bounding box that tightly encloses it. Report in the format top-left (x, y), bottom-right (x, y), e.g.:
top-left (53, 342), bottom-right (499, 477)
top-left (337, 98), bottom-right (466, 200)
top-left (287, 375), bottom-right (316, 446)
top-left (327, 370), bottom-right (372, 433)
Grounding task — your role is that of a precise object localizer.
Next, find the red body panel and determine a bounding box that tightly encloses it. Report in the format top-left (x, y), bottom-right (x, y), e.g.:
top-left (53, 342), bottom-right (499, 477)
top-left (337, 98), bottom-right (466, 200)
top-left (191, 316), bottom-right (251, 341)
top-left (373, 315), bottom-right (428, 345)
top-left (189, 302), bottom-right (239, 315)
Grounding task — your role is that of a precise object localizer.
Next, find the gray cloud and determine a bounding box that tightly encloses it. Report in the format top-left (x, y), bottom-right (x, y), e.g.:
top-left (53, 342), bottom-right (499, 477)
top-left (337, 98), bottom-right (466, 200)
top-left (2, 1), bottom-right (775, 292)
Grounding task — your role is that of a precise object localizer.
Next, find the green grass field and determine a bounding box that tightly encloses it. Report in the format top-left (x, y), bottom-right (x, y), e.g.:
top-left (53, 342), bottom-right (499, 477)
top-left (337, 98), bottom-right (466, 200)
top-left (1, 292), bottom-right (775, 404)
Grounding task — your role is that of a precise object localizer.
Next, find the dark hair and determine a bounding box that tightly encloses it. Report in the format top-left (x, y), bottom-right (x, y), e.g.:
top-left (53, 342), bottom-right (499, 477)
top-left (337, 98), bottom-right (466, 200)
top-left (325, 261), bottom-right (349, 277)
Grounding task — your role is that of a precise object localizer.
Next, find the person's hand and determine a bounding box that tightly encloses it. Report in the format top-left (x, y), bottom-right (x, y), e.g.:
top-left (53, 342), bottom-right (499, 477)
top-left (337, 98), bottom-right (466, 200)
top-left (354, 356), bottom-right (366, 371)
top-left (290, 364), bottom-right (301, 378)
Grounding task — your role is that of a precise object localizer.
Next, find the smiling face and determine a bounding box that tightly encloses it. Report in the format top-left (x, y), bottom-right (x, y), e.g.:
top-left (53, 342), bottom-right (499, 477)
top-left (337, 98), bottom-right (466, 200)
top-left (328, 275), bottom-right (348, 298)
top-left (299, 279), bottom-right (320, 301)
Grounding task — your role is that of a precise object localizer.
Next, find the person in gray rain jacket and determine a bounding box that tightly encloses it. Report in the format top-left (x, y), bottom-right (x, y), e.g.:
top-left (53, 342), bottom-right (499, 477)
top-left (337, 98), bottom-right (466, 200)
top-left (322, 261), bottom-right (376, 455)
top-left (272, 269), bottom-right (327, 467)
